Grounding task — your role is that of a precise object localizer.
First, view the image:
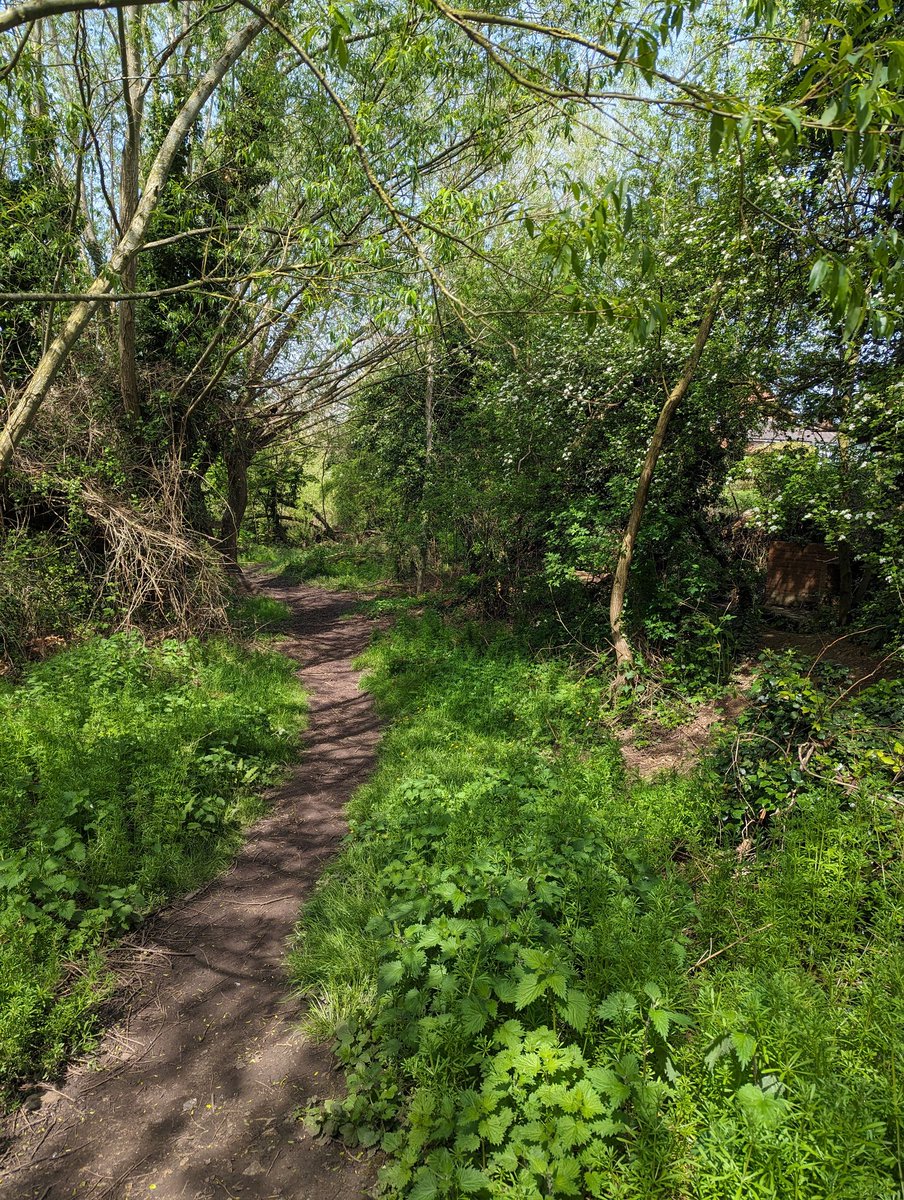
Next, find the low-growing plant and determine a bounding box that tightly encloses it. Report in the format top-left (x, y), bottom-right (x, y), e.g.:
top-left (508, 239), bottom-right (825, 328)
top-left (707, 650), bottom-right (904, 836)
top-left (293, 612), bottom-right (904, 1199)
top-left (0, 631), bottom-right (305, 1096)
top-left (242, 541), bottom-right (395, 591)
top-left (0, 530), bottom-right (94, 664)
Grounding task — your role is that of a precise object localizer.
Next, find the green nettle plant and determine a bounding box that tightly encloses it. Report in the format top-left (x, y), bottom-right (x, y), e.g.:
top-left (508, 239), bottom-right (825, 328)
top-left (293, 613), bottom-right (904, 1199)
top-left (0, 631), bottom-right (304, 1094)
top-left (305, 779), bottom-right (698, 1198)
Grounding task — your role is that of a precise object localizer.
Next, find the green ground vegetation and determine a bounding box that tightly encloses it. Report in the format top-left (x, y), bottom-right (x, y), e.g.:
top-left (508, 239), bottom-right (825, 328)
top-left (0, 621), bottom-right (305, 1098)
top-left (292, 609), bottom-right (904, 1199)
top-left (242, 542), bottom-right (400, 592)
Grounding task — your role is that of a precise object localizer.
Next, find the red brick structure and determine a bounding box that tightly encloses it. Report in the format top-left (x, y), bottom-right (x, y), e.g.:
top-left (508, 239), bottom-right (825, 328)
top-left (765, 541), bottom-right (839, 606)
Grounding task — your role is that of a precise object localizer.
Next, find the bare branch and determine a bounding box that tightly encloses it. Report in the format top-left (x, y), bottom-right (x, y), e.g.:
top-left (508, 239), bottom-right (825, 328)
top-left (0, 0), bottom-right (174, 36)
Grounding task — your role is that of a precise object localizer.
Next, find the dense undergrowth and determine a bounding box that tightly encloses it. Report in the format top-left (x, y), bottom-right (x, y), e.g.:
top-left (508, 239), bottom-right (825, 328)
top-left (0, 620), bottom-right (304, 1098)
top-left (292, 610), bottom-right (904, 1199)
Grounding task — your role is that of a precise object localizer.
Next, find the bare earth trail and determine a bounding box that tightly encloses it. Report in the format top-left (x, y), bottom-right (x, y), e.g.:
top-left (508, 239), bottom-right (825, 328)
top-left (0, 579), bottom-right (381, 1200)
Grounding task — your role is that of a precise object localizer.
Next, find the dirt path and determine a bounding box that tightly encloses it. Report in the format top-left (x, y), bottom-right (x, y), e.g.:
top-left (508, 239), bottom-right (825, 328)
top-left (0, 580), bottom-right (381, 1200)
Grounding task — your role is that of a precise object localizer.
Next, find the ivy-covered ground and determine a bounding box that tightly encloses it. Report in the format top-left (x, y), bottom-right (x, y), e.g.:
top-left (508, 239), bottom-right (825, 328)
top-left (0, 622), bottom-right (305, 1097)
top-left (292, 610), bottom-right (904, 1200)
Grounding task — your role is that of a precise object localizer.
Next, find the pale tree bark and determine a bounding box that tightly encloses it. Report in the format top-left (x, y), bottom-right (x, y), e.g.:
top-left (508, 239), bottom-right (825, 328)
top-left (0, 0), bottom-right (170, 34)
top-left (0, 14), bottom-right (265, 476)
top-left (117, 4), bottom-right (144, 419)
top-left (609, 281), bottom-right (724, 677)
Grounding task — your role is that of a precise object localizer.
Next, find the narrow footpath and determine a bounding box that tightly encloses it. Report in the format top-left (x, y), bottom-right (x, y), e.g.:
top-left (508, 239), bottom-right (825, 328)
top-left (0, 580), bottom-right (381, 1200)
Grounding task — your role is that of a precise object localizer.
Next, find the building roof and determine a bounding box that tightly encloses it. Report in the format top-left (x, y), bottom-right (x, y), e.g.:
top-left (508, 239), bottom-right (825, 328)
top-left (746, 420), bottom-right (840, 451)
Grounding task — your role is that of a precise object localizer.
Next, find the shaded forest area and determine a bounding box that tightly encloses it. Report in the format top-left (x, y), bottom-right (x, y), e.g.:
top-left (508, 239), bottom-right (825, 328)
top-left (1, 0), bottom-right (903, 1195)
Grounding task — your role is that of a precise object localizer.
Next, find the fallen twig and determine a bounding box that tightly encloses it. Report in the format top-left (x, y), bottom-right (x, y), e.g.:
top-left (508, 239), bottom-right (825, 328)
top-left (689, 922), bottom-right (775, 972)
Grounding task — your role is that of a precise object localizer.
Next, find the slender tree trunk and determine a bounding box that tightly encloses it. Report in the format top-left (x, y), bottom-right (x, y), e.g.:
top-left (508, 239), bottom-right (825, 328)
top-left (117, 5), bottom-right (144, 420)
top-left (0, 14), bottom-right (264, 476)
top-left (692, 514), bottom-right (755, 622)
top-left (609, 282), bottom-right (723, 677)
top-left (218, 435), bottom-right (250, 566)
top-left (837, 541), bottom-right (853, 624)
top-left (416, 350), bottom-right (435, 595)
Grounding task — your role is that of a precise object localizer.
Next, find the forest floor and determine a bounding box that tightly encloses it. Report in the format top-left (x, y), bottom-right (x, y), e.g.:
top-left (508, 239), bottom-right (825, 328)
top-left (617, 623), bottom-right (898, 779)
top-left (0, 577), bottom-right (380, 1200)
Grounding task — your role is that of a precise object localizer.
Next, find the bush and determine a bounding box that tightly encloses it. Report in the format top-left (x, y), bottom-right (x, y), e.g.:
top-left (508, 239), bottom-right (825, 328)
top-left (708, 650), bottom-right (904, 835)
top-left (0, 530), bottom-right (93, 664)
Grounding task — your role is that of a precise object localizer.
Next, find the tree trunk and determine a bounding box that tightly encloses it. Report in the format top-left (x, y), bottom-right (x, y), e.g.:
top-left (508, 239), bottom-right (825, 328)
top-left (264, 485), bottom-right (289, 544)
top-left (0, 14), bottom-right (265, 476)
top-left (609, 282), bottom-right (723, 678)
top-left (416, 351), bottom-right (435, 595)
top-left (218, 436), bottom-right (250, 566)
top-left (837, 541), bottom-right (853, 624)
top-left (0, 0), bottom-right (170, 33)
top-left (692, 514), bottom-right (755, 622)
top-left (117, 5), bottom-right (143, 420)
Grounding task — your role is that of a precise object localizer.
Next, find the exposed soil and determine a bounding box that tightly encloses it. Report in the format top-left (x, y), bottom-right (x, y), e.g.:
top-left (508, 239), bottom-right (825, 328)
top-left (0, 579), bottom-right (381, 1200)
top-left (618, 624), bottom-right (898, 779)
top-left (616, 690), bottom-right (749, 780)
top-left (759, 625), bottom-right (901, 687)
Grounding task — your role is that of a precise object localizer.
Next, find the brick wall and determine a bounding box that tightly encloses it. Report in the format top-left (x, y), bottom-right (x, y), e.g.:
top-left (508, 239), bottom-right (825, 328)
top-left (765, 541), bottom-right (839, 606)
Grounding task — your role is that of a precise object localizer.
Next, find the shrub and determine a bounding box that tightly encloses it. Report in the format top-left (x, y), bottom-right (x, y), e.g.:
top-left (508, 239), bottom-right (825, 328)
top-left (707, 650), bottom-right (904, 836)
top-left (0, 530), bottom-right (93, 664)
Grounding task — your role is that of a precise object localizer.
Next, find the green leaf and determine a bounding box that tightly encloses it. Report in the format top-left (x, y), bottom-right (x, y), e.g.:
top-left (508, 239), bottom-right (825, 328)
top-left (547, 971), bottom-right (569, 1000)
top-left (844, 298), bottom-right (865, 340)
top-left (478, 1107), bottom-right (514, 1144)
top-left (458, 1166), bottom-right (491, 1193)
top-left (709, 113), bottom-right (726, 159)
top-left (704, 1034), bottom-right (733, 1071)
top-left (818, 99), bottom-right (839, 126)
top-left (587, 1068), bottom-right (631, 1104)
top-left (520, 948), bottom-right (549, 971)
top-left (736, 1083), bottom-right (790, 1127)
top-left (409, 1169), bottom-right (439, 1200)
top-left (458, 995), bottom-right (488, 1035)
top-left (779, 106), bottom-right (802, 135)
top-left (808, 256), bottom-right (830, 292)
top-left (514, 973), bottom-right (546, 1009)
top-left (560, 988), bottom-right (590, 1032)
top-left (330, 29), bottom-right (349, 68)
top-left (596, 991), bottom-right (637, 1021)
top-left (649, 1008), bottom-right (671, 1040)
top-left (731, 1032), bottom-right (757, 1068)
top-left (379, 959), bottom-right (405, 988)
